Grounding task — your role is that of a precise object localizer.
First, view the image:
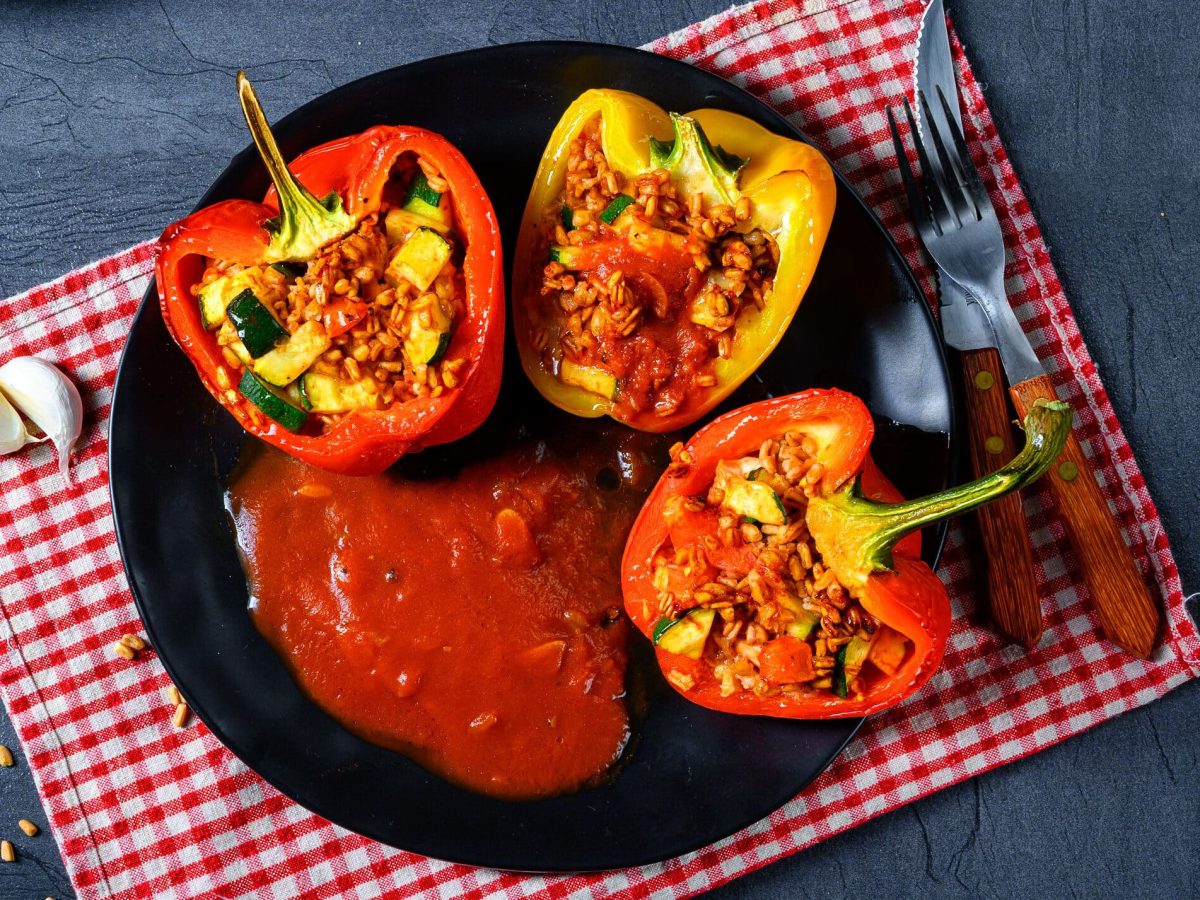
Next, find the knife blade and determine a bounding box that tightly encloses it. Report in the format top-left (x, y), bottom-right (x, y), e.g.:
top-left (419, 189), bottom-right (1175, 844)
top-left (914, 0), bottom-right (1044, 647)
top-left (915, 0), bottom-right (958, 130)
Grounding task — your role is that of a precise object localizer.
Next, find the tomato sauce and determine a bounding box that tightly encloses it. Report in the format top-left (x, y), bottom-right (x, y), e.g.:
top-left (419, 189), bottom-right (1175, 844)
top-left (574, 242), bottom-right (713, 423)
top-left (227, 427), bottom-right (660, 799)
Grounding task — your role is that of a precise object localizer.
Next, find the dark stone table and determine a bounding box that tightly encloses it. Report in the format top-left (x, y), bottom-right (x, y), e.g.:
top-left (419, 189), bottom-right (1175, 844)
top-left (1, 1), bottom-right (1195, 897)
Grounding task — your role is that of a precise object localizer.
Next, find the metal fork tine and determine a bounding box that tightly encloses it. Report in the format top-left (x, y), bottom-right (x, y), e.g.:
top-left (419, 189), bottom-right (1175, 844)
top-left (926, 88), bottom-right (972, 197)
top-left (916, 90), bottom-right (974, 223)
top-left (900, 97), bottom-right (954, 234)
top-left (933, 85), bottom-right (991, 214)
top-left (886, 105), bottom-right (934, 238)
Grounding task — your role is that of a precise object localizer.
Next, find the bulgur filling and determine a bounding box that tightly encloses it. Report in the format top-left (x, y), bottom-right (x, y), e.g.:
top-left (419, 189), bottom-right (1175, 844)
top-left (651, 433), bottom-right (912, 700)
top-left (537, 122), bottom-right (779, 419)
top-left (192, 154), bottom-right (467, 431)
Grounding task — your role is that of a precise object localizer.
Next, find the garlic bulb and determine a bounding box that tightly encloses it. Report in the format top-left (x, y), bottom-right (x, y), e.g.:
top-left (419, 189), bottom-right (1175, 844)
top-left (0, 357), bottom-right (83, 484)
top-left (0, 388), bottom-right (32, 455)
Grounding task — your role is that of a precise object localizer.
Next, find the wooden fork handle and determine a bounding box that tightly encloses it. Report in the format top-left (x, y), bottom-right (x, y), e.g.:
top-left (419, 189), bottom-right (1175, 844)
top-left (1010, 374), bottom-right (1160, 657)
top-left (960, 349), bottom-right (1043, 647)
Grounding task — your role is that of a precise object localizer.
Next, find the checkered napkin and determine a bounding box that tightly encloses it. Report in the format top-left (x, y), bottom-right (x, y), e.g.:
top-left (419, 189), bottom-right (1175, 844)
top-left (0, 0), bottom-right (1195, 896)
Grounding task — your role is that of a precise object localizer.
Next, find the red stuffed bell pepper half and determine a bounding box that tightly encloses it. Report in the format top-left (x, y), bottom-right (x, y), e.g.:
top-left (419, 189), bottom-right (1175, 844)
top-left (156, 74), bottom-right (504, 475)
top-left (622, 389), bottom-right (1071, 718)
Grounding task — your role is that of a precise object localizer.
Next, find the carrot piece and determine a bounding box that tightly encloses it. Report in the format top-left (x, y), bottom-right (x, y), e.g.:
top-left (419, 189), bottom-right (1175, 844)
top-left (867, 626), bottom-right (908, 676)
top-left (758, 636), bottom-right (815, 684)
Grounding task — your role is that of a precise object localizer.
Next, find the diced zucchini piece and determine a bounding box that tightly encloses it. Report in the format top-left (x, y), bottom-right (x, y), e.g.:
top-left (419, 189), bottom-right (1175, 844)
top-left (559, 358), bottom-right (617, 399)
top-left (385, 226), bottom-right (453, 292)
top-left (600, 193), bottom-right (635, 224)
top-left (427, 333), bottom-right (452, 365)
top-left (778, 595), bottom-right (820, 640)
top-left (713, 457), bottom-right (763, 492)
top-left (722, 478), bottom-right (787, 525)
top-left (402, 295), bottom-right (454, 366)
top-left (433, 333), bottom-right (453, 365)
top-left (271, 261), bottom-right (306, 279)
top-left (402, 170), bottom-right (446, 220)
top-left (844, 635), bottom-right (874, 671)
top-left (297, 377), bottom-right (313, 410)
top-left (548, 244), bottom-right (585, 268)
top-left (385, 207), bottom-right (452, 243)
top-left (198, 279), bottom-right (232, 331)
top-left (226, 289), bottom-right (287, 358)
top-left (299, 372), bottom-right (380, 413)
top-left (651, 617), bottom-right (676, 644)
top-left (238, 370), bottom-right (307, 432)
top-left (561, 205), bottom-right (574, 231)
top-left (197, 266), bottom-right (272, 330)
top-left (653, 608), bottom-right (716, 659)
top-left (832, 644), bottom-right (849, 698)
top-left (251, 321), bottom-right (331, 387)
top-left (785, 614), bottom-right (820, 641)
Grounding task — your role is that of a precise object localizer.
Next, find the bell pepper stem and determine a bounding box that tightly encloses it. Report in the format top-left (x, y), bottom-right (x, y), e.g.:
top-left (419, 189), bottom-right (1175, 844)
top-left (807, 399), bottom-right (1072, 587)
top-left (648, 113), bottom-right (747, 208)
top-left (237, 72), bottom-right (354, 262)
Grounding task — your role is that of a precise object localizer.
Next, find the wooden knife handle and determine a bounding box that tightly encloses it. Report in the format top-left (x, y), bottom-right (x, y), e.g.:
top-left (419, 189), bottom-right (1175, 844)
top-left (960, 349), bottom-right (1043, 647)
top-left (1010, 373), bottom-right (1160, 657)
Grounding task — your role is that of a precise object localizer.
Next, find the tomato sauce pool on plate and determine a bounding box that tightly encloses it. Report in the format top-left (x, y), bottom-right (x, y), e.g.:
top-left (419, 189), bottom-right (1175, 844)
top-left (227, 426), bottom-right (660, 800)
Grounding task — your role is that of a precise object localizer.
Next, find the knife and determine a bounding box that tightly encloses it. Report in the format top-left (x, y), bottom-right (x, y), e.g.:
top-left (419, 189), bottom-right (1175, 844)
top-left (914, 1), bottom-right (1161, 658)
top-left (915, 0), bottom-right (1044, 648)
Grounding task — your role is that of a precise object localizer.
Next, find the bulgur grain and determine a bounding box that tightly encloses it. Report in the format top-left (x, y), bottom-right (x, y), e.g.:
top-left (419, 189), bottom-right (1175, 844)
top-left (536, 125), bottom-right (779, 415)
top-left (650, 426), bottom-right (898, 700)
top-left (195, 159), bottom-right (468, 434)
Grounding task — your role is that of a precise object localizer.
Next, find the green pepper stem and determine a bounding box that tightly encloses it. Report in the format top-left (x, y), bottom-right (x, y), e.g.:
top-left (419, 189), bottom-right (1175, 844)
top-left (236, 72), bottom-right (354, 262)
top-left (648, 113), bottom-right (746, 209)
top-left (806, 399), bottom-right (1073, 586)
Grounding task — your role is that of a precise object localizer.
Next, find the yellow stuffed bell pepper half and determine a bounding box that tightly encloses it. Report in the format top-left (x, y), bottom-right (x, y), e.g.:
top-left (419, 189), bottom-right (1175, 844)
top-left (512, 89), bottom-right (836, 432)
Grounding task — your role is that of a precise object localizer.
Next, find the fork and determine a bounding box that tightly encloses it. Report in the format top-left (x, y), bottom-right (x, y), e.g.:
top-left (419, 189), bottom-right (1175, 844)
top-left (888, 89), bottom-right (1042, 382)
top-left (887, 89), bottom-right (1044, 648)
top-left (887, 88), bottom-right (1161, 658)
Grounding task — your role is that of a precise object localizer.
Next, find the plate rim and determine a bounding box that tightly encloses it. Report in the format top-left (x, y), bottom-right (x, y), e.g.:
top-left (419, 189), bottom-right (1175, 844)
top-left (108, 39), bottom-right (959, 872)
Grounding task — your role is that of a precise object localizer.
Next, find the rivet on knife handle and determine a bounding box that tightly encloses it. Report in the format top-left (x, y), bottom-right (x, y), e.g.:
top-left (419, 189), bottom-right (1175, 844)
top-left (1010, 374), bottom-right (1160, 657)
top-left (961, 348), bottom-right (1043, 647)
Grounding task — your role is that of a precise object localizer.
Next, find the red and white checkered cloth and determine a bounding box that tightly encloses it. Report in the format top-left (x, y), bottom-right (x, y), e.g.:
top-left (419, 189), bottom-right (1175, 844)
top-left (0, 0), bottom-right (1195, 896)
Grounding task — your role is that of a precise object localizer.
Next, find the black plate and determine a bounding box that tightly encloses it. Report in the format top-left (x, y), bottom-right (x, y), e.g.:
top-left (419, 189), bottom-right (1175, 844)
top-left (109, 42), bottom-right (958, 871)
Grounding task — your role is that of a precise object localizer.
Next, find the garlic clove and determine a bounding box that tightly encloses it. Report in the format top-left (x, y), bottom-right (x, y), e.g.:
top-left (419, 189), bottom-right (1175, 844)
top-left (0, 388), bottom-right (32, 455)
top-left (0, 357), bottom-right (84, 485)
